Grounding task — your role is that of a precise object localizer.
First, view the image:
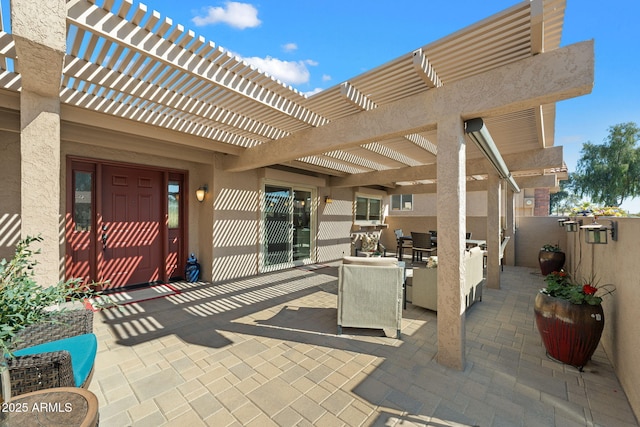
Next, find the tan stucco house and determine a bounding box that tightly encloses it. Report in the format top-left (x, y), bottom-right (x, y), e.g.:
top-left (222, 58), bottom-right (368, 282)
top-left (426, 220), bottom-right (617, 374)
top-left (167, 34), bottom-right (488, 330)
top-left (0, 0), bottom-right (596, 372)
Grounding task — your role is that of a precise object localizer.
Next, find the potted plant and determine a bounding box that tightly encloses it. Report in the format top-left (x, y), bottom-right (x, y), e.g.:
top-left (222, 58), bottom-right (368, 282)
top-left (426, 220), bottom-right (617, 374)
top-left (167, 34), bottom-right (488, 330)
top-left (538, 243), bottom-right (565, 276)
top-left (534, 270), bottom-right (615, 370)
top-left (0, 235), bottom-right (102, 354)
top-left (0, 236), bottom-right (108, 398)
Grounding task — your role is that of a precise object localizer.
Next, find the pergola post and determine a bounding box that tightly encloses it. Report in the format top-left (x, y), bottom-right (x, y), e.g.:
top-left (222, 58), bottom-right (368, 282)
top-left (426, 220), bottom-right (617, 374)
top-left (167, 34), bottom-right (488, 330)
top-left (436, 115), bottom-right (466, 370)
top-left (486, 173), bottom-right (502, 289)
top-left (11, 0), bottom-right (66, 286)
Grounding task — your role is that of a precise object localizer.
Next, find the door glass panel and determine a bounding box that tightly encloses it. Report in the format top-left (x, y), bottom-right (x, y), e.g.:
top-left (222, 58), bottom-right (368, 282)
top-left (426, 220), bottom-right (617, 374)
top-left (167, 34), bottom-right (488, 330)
top-left (264, 185), bottom-right (292, 266)
top-left (293, 190), bottom-right (311, 261)
top-left (168, 182), bottom-right (180, 229)
top-left (167, 180), bottom-right (182, 279)
top-left (74, 171), bottom-right (92, 231)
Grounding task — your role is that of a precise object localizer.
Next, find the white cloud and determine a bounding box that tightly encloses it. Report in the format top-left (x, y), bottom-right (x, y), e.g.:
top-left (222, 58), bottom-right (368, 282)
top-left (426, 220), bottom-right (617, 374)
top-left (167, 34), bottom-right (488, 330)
top-left (192, 2), bottom-right (261, 29)
top-left (303, 88), bottom-right (324, 97)
top-left (282, 43), bottom-right (298, 53)
top-left (243, 56), bottom-right (315, 85)
top-left (322, 74), bottom-right (332, 82)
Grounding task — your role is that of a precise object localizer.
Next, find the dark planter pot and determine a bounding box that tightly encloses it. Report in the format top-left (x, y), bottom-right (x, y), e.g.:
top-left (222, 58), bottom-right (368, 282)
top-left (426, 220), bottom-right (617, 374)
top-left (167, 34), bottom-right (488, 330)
top-left (538, 250), bottom-right (565, 276)
top-left (534, 292), bottom-right (604, 370)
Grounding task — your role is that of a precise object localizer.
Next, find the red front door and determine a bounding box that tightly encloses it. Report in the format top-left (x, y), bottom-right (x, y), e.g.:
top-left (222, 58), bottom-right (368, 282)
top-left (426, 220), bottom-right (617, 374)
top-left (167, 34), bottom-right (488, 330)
top-left (100, 165), bottom-right (164, 289)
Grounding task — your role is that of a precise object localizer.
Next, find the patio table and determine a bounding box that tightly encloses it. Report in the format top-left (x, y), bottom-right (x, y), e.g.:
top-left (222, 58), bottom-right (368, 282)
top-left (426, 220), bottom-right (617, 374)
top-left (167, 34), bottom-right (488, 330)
top-left (399, 234), bottom-right (486, 261)
top-left (1, 387), bottom-right (99, 426)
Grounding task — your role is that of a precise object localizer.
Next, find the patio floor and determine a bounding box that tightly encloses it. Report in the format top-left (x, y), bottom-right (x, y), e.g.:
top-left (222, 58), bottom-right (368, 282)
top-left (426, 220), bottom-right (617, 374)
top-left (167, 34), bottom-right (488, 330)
top-left (89, 264), bottom-right (639, 426)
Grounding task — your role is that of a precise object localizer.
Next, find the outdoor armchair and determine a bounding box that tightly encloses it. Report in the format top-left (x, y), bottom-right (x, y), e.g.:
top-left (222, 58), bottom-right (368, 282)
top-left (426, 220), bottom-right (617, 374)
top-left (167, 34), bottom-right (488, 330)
top-left (5, 309), bottom-right (97, 397)
top-left (337, 256), bottom-right (404, 339)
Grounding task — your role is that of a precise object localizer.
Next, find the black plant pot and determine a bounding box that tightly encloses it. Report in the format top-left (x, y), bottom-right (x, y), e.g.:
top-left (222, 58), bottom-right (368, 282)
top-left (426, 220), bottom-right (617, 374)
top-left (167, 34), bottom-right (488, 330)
top-left (538, 250), bottom-right (565, 276)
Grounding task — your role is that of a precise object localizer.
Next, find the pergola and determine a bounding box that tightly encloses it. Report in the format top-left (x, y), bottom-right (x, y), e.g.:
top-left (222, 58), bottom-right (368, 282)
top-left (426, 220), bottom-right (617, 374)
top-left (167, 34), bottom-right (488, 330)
top-left (0, 0), bottom-right (593, 369)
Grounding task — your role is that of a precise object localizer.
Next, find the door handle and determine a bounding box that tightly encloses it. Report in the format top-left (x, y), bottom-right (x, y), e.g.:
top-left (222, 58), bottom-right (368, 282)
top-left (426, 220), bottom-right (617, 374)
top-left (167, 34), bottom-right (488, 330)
top-left (102, 233), bottom-right (108, 250)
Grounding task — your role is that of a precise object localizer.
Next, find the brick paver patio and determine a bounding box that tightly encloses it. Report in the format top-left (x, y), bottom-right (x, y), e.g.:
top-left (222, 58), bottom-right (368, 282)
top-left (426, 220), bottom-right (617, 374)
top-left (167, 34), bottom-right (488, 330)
top-left (89, 264), bottom-right (638, 426)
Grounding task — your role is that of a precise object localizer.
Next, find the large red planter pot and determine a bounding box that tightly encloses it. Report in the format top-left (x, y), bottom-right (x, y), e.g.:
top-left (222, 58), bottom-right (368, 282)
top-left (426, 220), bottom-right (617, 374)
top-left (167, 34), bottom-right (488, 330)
top-left (538, 250), bottom-right (566, 276)
top-left (534, 292), bottom-right (604, 370)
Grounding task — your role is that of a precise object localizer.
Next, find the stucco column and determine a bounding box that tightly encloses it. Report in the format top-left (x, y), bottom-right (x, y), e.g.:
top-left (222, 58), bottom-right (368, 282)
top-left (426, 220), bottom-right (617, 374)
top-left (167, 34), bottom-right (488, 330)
top-left (505, 188), bottom-right (515, 267)
top-left (436, 115), bottom-right (466, 370)
top-left (486, 173), bottom-right (502, 289)
top-left (11, 0), bottom-right (66, 286)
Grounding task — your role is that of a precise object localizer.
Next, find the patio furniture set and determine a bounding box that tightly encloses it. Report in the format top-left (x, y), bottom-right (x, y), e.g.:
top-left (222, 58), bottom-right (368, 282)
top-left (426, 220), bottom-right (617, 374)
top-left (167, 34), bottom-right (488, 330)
top-left (337, 229), bottom-right (488, 339)
top-left (2, 309), bottom-right (99, 424)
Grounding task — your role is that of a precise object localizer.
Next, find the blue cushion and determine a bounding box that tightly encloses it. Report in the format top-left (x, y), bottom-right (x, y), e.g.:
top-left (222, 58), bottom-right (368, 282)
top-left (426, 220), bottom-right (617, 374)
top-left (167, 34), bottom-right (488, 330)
top-left (13, 333), bottom-right (97, 387)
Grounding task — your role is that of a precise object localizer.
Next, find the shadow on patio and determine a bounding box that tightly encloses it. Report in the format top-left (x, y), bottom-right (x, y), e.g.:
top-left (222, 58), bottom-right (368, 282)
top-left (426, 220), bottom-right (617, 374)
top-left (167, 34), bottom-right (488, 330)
top-left (90, 264), bottom-right (638, 426)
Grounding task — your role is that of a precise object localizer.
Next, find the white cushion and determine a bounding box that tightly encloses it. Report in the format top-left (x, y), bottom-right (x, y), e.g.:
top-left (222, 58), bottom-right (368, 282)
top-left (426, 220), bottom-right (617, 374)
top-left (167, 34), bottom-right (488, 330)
top-left (342, 256), bottom-right (398, 266)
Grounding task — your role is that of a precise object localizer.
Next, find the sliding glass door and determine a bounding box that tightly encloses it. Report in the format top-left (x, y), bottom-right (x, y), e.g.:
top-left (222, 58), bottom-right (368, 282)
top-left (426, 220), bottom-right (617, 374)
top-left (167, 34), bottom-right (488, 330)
top-left (262, 183), bottom-right (314, 271)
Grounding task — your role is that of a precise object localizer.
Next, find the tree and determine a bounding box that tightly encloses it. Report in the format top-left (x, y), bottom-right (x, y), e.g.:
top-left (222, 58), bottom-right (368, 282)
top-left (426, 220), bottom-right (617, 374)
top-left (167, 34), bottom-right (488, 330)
top-left (571, 122), bottom-right (640, 207)
top-left (550, 176), bottom-right (581, 215)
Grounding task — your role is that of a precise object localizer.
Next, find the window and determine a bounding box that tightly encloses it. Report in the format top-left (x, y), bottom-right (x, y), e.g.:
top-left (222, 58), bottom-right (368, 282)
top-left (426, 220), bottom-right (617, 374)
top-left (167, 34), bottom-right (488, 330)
top-left (73, 171), bottom-right (92, 231)
top-left (168, 181), bottom-right (180, 229)
top-left (356, 196), bottom-right (382, 222)
top-left (391, 194), bottom-right (413, 211)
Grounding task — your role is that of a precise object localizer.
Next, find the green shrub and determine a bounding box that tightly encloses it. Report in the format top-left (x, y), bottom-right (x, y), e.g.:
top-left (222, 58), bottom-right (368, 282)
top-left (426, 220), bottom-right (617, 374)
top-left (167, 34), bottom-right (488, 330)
top-left (0, 236), bottom-right (97, 354)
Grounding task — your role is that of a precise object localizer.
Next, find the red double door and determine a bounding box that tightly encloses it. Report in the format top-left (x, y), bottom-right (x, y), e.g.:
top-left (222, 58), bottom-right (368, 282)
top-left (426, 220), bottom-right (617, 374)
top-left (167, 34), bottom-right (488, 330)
top-left (66, 161), bottom-right (185, 289)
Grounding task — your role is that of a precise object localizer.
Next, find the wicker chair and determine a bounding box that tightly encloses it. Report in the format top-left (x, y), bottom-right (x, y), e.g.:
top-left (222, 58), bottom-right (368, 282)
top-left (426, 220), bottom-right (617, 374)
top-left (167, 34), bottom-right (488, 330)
top-left (6, 309), bottom-right (96, 397)
top-left (394, 229), bottom-right (412, 260)
top-left (411, 232), bottom-right (436, 262)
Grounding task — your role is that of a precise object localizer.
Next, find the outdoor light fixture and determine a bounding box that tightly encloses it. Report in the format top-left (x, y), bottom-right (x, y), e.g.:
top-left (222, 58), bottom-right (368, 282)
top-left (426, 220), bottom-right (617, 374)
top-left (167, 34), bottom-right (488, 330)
top-left (195, 185), bottom-right (208, 202)
top-left (581, 219), bottom-right (617, 244)
top-left (324, 196), bottom-right (334, 204)
top-left (464, 118), bottom-right (520, 193)
top-left (563, 220), bottom-right (581, 232)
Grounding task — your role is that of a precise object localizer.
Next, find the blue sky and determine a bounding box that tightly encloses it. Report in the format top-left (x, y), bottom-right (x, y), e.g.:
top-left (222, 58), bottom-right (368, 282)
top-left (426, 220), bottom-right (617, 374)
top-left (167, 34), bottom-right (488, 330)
top-left (140, 0), bottom-right (640, 211)
top-left (4, 0), bottom-right (638, 210)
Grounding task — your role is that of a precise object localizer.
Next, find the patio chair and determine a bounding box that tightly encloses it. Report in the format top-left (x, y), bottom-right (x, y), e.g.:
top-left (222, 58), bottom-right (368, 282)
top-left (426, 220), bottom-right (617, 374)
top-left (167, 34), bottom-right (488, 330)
top-left (394, 229), bottom-right (412, 260)
top-left (338, 256), bottom-right (404, 338)
top-left (411, 232), bottom-right (436, 262)
top-left (483, 236), bottom-right (510, 271)
top-left (429, 230), bottom-right (437, 247)
top-left (5, 309), bottom-right (97, 397)
top-left (353, 231), bottom-right (387, 257)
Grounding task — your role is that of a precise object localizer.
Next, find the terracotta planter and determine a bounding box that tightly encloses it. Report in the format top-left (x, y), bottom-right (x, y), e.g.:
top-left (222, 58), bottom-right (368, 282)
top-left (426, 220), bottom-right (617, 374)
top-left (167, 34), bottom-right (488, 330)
top-left (538, 250), bottom-right (565, 276)
top-left (534, 292), bottom-right (604, 370)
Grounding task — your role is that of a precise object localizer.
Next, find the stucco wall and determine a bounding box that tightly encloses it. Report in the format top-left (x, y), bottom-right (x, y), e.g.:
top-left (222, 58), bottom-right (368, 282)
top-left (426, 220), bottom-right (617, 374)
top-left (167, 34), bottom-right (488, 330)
top-left (565, 217), bottom-right (640, 420)
top-left (0, 130), bottom-right (21, 261)
top-left (210, 157), bottom-right (259, 282)
top-left (317, 187), bottom-right (353, 262)
top-left (388, 191), bottom-right (487, 219)
top-left (514, 216), bottom-right (567, 268)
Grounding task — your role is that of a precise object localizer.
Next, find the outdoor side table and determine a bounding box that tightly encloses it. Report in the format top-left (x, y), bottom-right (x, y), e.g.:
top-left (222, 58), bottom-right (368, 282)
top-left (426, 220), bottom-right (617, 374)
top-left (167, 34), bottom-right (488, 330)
top-left (1, 387), bottom-right (98, 427)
